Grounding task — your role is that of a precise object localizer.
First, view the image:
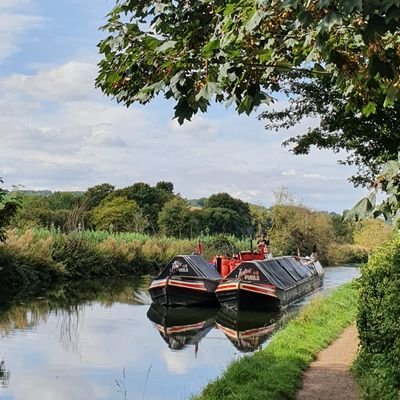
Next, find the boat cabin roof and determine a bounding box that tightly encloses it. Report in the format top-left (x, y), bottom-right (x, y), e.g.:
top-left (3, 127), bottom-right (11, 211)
top-left (156, 255), bottom-right (222, 280)
top-left (226, 256), bottom-right (322, 290)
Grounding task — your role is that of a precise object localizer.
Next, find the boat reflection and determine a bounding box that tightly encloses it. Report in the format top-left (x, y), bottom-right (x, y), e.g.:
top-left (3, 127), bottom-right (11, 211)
top-left (147, 304), bottom-right (217, 352)
top-left (216, 308), bottom-right (280, 352)
top-left (0, 359), bottom-right (10, 388)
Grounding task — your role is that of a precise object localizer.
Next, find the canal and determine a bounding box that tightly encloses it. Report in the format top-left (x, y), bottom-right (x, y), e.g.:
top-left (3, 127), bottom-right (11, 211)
top-left (0, 266), bottom-right (359, 400)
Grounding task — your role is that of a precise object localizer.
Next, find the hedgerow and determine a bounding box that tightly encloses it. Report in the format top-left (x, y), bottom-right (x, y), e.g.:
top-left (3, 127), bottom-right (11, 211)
top-left (355, 234), bottom-right (400, 400)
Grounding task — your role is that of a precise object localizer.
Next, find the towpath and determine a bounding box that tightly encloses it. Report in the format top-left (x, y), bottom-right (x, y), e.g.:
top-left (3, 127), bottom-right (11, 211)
top-left (296, 323), bottom-right (359, 400)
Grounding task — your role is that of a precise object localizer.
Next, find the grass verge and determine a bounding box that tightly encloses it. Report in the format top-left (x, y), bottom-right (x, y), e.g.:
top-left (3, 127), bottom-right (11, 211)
top-left (193, 282), bottom-right (358, 400)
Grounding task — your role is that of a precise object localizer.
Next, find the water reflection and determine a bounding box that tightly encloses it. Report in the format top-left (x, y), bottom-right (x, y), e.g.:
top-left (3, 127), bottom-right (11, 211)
top-left (0, 359), bottom-right (10, 388)
top-left (0, 266), bottom-right (360, 400)
top-left (147, 304), bottom-right (281, 354)
top-left (216, 308), bottom-right (279, 352)
top-left (147, 305), bottom-right (217, 353)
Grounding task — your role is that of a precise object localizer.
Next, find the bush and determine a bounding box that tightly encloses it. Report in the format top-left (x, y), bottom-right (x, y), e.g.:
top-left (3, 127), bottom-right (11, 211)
top-left (355, 234), bottom-right (400, 399)
top-left (326, 243), bottom-right (368, 265)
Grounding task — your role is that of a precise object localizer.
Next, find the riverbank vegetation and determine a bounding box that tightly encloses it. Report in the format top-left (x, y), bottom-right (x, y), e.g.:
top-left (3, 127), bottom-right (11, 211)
top-left (354, 233), bottom-right (400, 400)
top-left (192, 282), bottom-right (358, 400)
top-left (0, 181), bottom-right (394, 291)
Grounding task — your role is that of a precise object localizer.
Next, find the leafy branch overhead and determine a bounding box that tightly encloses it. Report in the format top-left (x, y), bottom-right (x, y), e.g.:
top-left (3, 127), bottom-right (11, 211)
top-left (97, 0), bottom-right (400, 123)
top-left (345, 154), bottom-right (400, 228)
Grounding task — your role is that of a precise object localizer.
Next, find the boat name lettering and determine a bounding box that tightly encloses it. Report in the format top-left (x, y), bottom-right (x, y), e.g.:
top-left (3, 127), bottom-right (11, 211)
top-left (238, 268), bottom-right (260, 281)
top-left (170, 260), bottom-right (189, 273)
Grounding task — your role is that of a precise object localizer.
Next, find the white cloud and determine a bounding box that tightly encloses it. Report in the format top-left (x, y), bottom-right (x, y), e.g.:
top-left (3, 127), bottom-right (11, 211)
top-left (0, 62), bottom-right (97, 101)
top-left (0, 58), bottom-right (366, 212)
top-left (0, 1), bottom-right (45, 64)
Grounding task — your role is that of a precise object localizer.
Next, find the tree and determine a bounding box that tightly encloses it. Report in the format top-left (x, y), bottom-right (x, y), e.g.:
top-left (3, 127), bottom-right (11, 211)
top-left (97, 1), bottom-right (400, 221)
top-left (155, 181), bottom-right (174, 194)
top-left (113, 182), bottom-right (174, 232)
top-left (260, 75), bottom-right (400, 186)
top-left (249, 204), bottom-right (272, 236)
top-left (84, 183), bottom-right (115, 209)
top-left (158, 197), bottom-right (191, 238)
top-left (199, 207), bottom-right (244, 236)
top-left (269, 204), bottom-right (335, 264)
top-left (204, 193), bottom-right (252, 236)
top-left (46, 191), bottom-right (82, 211)
top-left (353, 219), bottom-right (394, 252)
top-left (0, 182), bottom-right (19, 242)
top-left (91, 196), bottom-right (148, 232)
top-left (97, 1), bottom-right (400, 123)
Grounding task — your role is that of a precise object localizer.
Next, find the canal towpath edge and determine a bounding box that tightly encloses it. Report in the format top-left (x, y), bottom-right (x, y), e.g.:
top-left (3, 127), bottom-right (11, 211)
top-left (296, 323), bottom-right (360, 400)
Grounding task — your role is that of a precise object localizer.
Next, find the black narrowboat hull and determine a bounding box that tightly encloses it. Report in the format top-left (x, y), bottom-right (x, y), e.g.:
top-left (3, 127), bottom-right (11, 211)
top-left (148, 277), bottom-right (220, 307)
top-left (216, 274), bottom-right (324, 311)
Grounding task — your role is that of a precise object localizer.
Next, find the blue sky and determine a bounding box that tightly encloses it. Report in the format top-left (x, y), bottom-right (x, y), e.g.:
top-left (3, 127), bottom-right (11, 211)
top-left (0, 0), bottom-right (366, 212)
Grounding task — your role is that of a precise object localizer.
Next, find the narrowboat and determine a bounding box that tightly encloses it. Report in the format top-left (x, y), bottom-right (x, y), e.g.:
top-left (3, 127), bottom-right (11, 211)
top-left (215, 256), bottom-right (324, 311)
top-left (216, 308), bottom-right (278, 352)
top-left (148, 255), bottom-right (222, 306)
top-left (147, 304), bottom-right (216, 350)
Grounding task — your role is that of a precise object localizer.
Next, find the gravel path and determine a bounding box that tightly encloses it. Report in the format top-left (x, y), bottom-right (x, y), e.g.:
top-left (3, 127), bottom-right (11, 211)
top-left (296, 323), bottom-right (359, 400)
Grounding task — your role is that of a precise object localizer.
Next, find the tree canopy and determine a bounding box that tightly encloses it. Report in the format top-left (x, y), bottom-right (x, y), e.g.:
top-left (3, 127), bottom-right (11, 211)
top-left (260, 75), bottom-right (400, 186)
top-left (97, 0), bottom-right (400, 123)
top-left (91, 195), bottom-right (147, 232)
top-left (96, 0), bottom-right (400, 224)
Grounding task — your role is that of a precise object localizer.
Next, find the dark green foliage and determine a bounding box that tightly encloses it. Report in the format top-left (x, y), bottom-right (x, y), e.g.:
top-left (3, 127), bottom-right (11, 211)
top-left (0, 185), bottom-right (20, 242)
top-left (84, 183), bottom-right (115, 209)
top-left (355, 234), bottom-right (400, 399)
top-left (113, 182), bottom-right (174, 232)
top-left (204, 193), bottom-right (252, 236)
top-left (206, 235), bottom-right (240, 257)
top-left (97, 0), bottom-right (400, 123)
top-left (157, 197), bottom-right (191, 238)
top-left (0, 246), bottom-right (56, 290)
top-left (155, 181), bottom-right (174, 194)
top-left (46, 191), bottom-right (82, 211)
top-left (199, 207), bottom-right (245, 237)
top-left (260, 76), bottom-right (400, 186)
top-left (96, 0), bottom-right (400, 222)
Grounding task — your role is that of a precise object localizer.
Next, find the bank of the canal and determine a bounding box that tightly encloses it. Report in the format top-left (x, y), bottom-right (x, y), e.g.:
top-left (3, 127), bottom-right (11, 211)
top-left (193, 281), bottom-right (359, 400)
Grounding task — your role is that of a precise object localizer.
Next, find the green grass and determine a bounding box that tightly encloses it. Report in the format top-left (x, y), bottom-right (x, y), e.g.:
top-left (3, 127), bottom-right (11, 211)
top-left (193, 282), bottom-right (359, 400)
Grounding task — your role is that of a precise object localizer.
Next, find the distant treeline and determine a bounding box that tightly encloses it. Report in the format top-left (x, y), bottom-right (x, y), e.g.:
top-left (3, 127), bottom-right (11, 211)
top-left (12, 182), bottom-right (255, 238)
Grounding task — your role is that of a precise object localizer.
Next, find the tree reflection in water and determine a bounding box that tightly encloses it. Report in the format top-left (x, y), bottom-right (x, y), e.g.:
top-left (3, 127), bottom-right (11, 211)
top-left (0, 276), bottom-right (149, 352)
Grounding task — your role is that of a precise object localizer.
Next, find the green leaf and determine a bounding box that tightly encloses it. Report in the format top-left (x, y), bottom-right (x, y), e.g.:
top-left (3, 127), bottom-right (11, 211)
top-left (246, 9), bottom-right (266, 32)
top-left (202, 39), bottom-right (220, 57)
top-left (342, 0), bottom-right (362, 13)
top-left (317, 0), bottom-right (332, 8)
top-left (344, 196), bottom-right (374, 221)
top-left (362, 102), bottom-right (377, 116)
top-left (319, 11), bottom-right (343, 33)
top-left (195, 82), bottom-right (223, 101)
top-left (156, 40), bottom-right (177, 53)
top-left (297, 10), bottom-right (313, 27)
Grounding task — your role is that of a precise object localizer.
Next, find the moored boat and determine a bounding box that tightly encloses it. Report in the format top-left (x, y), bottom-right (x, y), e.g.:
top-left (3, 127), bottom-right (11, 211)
top-left (148, 255), bottom-right (222, 306)
top-left (215, 256), bottom-right (324, 311)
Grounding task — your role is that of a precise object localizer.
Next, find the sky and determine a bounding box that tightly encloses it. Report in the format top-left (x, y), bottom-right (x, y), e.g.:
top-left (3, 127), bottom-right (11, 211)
top-left (0, 0), bottom-right (366, 213)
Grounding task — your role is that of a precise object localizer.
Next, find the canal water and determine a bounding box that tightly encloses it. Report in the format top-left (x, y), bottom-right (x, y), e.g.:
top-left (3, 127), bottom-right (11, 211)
top-left (0, 266), bottom-right (359, 400)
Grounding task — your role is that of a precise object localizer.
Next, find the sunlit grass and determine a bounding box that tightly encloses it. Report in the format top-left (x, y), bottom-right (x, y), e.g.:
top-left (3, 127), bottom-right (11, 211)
top-left (193, 282), bottom-right (358, 400)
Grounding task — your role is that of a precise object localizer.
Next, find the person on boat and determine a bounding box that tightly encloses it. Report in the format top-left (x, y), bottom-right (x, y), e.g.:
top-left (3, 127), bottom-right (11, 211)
top-left (310, 245), bottom-right (318, 262)
top-left (257, 234), bottom-right (273, 259)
